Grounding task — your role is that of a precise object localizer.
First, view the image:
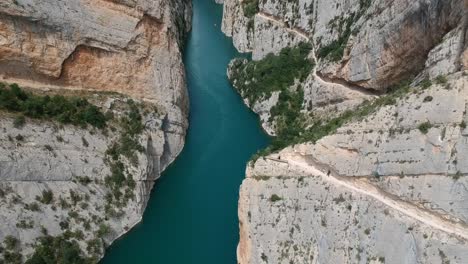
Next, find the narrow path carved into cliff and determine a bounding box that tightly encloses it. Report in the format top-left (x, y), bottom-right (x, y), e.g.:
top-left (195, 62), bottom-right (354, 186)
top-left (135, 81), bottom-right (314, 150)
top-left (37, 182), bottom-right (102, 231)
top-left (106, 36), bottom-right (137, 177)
top-left (256, 12), bottom-right (310, 41)
top-left (280, 155), bottom-right (468, 241)
top-left (256, 12), bottom-right (379, 97)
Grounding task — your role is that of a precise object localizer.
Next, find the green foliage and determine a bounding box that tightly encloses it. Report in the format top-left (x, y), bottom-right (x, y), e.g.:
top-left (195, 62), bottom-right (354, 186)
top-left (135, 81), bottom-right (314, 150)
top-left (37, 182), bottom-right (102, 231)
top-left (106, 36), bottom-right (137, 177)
top-left (104, 100), bottom-right (143, 209)
top-left (298, 81), bottom-right (408, 142)
top-left (76, 176), bottom-right (92, 185)
top-left (86, 239), bottom-right (102, 256)
top-left (16, 219), bottom-right (34, 229)
top-left (317, 1), bottom-right (371, 61)
top-left (25, 236), bottom-right (89, 264)
top-left (435, 75), bottom-right (448, 85)
top-left (252, 80), bottom-right (413, 159)
top-left (453, 171), bottom-right (462, 181)
top-left (105, 161), bottom-right (126, 191)
top-left (423, 96), bottom-right (433, 102)
top-left (269, 194), bottom-right (282, 202)
top-left (97, 224), bottom-right (111, 238)
top-left (230, 43), bottom-right (314, 159)
top-left (3, 251), bottom-right (22, 264)
top-left (25, 202), bottom-right (41, 212)
top-left (269, 88), bottom-right (305, 150)
top-left (460, 121), bottom-right (467, 129)
top-left (418, 122), bottom-right (432, 134)
top-left (0, 83), bottom-right (107, 128)
top-left (37, 190), bottom-right (54, 204)
top-left (242, 0), bottom-right (259, 18)
top-left (230, 42), bottom-right (313, 104)
top-left (106, 100), bottom-right (144, 165)
top-left (4, 235), bottom-right (19, 250)
top-left (420, 78), bottom-right (432, 89)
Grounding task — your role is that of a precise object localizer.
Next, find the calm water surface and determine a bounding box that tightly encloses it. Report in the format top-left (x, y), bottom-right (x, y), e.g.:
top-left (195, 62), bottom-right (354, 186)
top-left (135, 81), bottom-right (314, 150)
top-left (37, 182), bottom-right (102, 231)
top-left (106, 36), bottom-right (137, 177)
top-left (101, 0), bottom-right (269, 263)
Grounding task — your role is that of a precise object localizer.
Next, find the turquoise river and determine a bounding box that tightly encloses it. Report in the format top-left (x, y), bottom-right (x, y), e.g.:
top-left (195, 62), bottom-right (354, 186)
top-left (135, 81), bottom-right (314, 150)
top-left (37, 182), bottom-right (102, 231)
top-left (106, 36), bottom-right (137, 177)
top-left (101, 0), bottom-right (269, 263)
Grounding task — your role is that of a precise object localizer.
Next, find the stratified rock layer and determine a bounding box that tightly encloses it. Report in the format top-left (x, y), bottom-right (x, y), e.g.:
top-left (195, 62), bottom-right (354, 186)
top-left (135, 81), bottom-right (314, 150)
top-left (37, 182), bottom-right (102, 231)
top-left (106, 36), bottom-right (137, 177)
top-left (0, 0), bottom-right (191, 262)
top-left (222, 0), bottom-right (468, 263)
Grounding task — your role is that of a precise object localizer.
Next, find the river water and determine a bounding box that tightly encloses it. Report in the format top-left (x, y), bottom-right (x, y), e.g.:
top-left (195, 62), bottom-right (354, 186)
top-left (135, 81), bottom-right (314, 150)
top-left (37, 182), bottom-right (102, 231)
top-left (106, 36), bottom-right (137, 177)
top-left (101, 0), bottom-right (269, 263)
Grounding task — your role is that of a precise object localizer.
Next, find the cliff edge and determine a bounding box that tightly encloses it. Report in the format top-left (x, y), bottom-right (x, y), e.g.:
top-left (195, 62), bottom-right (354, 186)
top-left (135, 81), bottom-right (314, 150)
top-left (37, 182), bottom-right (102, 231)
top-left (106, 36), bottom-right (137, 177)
top-left (222, 0), bottom-right (468, 263)
top-left (0, 0), bottom-right (191, 262)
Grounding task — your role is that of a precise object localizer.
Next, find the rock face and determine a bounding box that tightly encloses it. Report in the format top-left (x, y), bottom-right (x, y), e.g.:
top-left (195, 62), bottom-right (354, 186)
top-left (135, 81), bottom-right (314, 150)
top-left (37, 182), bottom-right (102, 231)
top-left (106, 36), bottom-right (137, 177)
top-left (223, 0), bottom-right (468, 263)
top-left (0, 0), bottom-right (191, 262)
top-left (239, 73), bottom-right (468, 264)
top-left (0, 0), bottom-right (191, 127)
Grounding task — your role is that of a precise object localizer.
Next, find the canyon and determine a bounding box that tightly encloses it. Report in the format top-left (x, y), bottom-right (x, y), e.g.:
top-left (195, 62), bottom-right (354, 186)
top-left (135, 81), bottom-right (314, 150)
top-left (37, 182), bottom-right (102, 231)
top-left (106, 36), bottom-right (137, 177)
top-left (1, 0), bottom-right (468, 263)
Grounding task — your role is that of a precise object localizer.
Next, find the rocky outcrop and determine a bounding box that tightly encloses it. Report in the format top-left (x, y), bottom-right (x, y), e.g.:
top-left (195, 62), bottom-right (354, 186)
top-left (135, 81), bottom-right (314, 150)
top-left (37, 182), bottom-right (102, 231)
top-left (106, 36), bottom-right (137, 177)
top-left (224, 0), bottom-right (466, 131)
top-left (223, 0), bottom-right (464, 90)
top-left (0, 0), bottom-right (191, 128)
top-left (239, 72), bottom-right (468, 264)
top-left (223, 0), bottom-right (468, 263)
top-left (0, 92), bottom-right (172, 261)
top-left (0, 0), bottom-right (191, 262)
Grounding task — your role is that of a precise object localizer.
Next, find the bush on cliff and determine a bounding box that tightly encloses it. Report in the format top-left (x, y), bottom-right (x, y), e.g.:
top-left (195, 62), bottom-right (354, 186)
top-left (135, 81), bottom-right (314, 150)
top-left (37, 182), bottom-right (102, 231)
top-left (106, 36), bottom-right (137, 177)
top-left (0, 83), bottom-right (107, 128)
top-left (25, 235), bottom-right (90, 264)
top-left (229, 43), bottom-right (314, 157)
top-left (229, 42), bottom-right (313, 104)
top-left (242, 0), bottom-right (259, 18)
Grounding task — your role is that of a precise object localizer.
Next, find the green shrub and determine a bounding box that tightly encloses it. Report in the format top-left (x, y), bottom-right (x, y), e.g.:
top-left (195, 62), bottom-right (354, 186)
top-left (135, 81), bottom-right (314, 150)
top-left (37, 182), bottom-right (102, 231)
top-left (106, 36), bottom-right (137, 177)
top-left (435, 75), bottom-right (448, 84)
top-left (269, 194), bottom-right (282, 202)
top-left (317, 0), bottom-right (372, 61)
top-left (242, 0), bottom-right (259, 18)
top-left (16, 219), bottom-right (34, 229)
top-left (423, 96), bottom-right (433, 102)
top-left (420, 78), bottom-right (432, 89)
top-left (453, 171), bottom-right (462, 181)
top-left (252, 80), bottom-right (414, 160)
top-left (3, 251), bottom-right (22, 264)
top-left (230, 43), bottom-right (314, 158)
top-left (97, 224), bottom-right (111, 238)
top-left (37, 190), bottom-right (54, 204)
top-left (418, 122), bottom-right (432, 134)
top-left (0, 83), bottom-right (108, 128)
top-left (25, 202), bottom-right (41, 212)
top-left (460, 121), bottom-right (466, 129)
top-left (25, 235), bottom-right (88, 264)
top-left (4, 235), bottom-right (19, 250)
top-left (76, 176), bottom-right (92, 185)
top-left (229, 42), bottom-right (313, 104)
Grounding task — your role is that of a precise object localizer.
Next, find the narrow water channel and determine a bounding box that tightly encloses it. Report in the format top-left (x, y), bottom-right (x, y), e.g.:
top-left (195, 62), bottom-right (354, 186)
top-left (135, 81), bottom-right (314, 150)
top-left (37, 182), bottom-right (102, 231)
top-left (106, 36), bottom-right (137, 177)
top-left (101, 0), bottom-right (269, 263)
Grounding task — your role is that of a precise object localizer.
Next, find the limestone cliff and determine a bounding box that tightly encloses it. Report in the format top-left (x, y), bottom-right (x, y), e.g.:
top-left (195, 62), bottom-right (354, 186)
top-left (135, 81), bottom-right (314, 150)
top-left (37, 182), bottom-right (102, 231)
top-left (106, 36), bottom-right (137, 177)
top-left (223, 0), bottom-right (468, 263)
top-left (0, 0), bottom-right (191, 262)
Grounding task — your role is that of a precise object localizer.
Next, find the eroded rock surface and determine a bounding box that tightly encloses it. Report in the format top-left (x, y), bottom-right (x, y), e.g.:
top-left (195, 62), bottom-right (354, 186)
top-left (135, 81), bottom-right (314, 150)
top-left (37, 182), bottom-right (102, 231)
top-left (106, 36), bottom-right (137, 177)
top-left (0, 0), bottom-right (191, 262)
top-left (222, 0), bottom-right (468, 263)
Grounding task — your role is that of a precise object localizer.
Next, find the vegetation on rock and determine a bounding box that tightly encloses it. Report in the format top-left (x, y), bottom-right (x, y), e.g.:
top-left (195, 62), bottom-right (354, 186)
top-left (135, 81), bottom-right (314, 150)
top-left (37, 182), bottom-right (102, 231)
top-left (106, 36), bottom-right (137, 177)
top-left (242, 0), bottom-right (259, 19)
top-left (229, 43), bottom-right (314, 154)
top-left (0, 83), bottom-right (108, 128)
top-left (230, 42), bottom-right (313, 104)
top-left (317, 0), bottom-right (371, 61)
top-left (25, 235), bottom-right (92, 264)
